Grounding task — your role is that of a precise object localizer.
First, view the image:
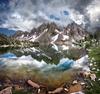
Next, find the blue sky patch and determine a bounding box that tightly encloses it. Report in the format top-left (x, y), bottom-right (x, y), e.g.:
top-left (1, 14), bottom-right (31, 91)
top-left (50, 15), bottom-right (55, 19)
top-left (63, 10), bottom-right (69, 16)
top-left (54, 17), bottom-right (60, 21)
top-left (50, 14), bottom-right (60, 21)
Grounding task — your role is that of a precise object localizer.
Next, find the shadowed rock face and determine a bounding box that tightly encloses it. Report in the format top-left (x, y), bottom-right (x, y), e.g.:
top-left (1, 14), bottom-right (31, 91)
top-left (34, 29), bottom-right (51, 45)
top-left (64, 23), bottom-right (88, 41)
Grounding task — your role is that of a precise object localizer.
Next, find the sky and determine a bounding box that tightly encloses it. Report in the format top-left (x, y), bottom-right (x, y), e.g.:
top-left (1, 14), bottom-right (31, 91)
top-left (0, 28), bottom-right (16, 36)
top-left (0, 0), bottom-right (100, 34)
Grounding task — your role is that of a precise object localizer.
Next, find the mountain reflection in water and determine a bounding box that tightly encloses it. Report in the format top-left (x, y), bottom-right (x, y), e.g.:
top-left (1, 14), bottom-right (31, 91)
top-left (0, 45), bottom-right (88, 87)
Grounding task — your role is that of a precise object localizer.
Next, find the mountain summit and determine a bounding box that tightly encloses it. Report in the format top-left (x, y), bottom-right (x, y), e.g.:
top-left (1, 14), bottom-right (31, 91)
top-left (12, 22), bottom-right (88, 45)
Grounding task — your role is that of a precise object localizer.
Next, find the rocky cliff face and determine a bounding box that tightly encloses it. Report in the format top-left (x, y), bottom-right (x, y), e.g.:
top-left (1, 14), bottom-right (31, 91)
top-left (64, 22), bottom-right (88, 41)
top-left (12, 23), bottom-right (59, 42)
top-left (12, 22), bottom-right (88, 45)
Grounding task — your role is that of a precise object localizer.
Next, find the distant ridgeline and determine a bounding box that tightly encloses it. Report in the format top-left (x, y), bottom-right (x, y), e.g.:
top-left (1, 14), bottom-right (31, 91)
top-left (0, 33), bottom-right (39, 48)
top-left (0, 33), bottom-right (10, 45)
top-left (0, 28), bottom-right (16, 36)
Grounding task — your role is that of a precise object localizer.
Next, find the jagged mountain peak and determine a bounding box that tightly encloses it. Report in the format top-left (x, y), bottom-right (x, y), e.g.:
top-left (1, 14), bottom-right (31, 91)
top-left (65, 22), bottom-right (85, 33)
top-left (63, 22), bottom-right (88, 40)
top-left (31, 22), bottom-right (59, 33)
top-left (12, 22), bottom-right (88, 44)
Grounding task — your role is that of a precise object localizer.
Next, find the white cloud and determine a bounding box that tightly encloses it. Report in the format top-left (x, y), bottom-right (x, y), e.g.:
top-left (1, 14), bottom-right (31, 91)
top-left (1, 12), bottom-right (36, 31)
top-left (86, 0), bottom-right (100, 22)
top-left (86, 0), bottom-right (100, 31)
top-left (0, 0), bottom-right (100, 32)
top-left (69, 10), bottom-right (85, 25)
top-left (0, 0), bottom-right (76, 31)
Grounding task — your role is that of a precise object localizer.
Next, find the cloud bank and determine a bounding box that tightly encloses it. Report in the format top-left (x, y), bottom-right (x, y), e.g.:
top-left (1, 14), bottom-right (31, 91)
top-left (0, 0), bottom-right (100, 32)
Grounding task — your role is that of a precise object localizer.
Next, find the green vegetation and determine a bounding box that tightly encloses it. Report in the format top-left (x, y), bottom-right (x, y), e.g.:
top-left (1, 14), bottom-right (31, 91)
top-left (85, 80), bottom-right (100, 94)
top-left (89, 47), bottom-right (100, 64)
top-left (85, 38), bottom-right (100, 94)
top-left (88, 46), bottom-right (100, 77)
